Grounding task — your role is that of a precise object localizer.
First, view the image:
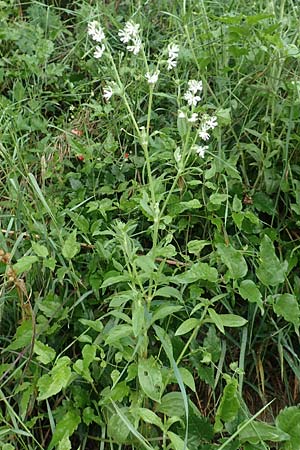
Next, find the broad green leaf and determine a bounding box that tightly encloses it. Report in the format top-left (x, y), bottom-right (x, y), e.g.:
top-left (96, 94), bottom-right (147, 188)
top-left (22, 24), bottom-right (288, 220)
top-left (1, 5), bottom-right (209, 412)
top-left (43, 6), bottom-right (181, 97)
top-left (137, 408), bottom-right (163, 429)
top-left (101, 274), bottom-right (130, 288)
top-left (138, 357), bottom-right (163, 402)
top-left (168, 431), bottom-right (190, 450)
top-left (276, 406), bottom-right (300, 450)
top-left (175, 318), bottom-right (200, 336)
top-left (217, 314), bottom-right (247, 328)
top-left (239, 420), bottom-right (290, 444)
top-left (178, 367), bottom-right (196, 392)
top-left (105, 324), bottom-right (133, 346)
top-left (154, 286), bottom-right (183, 301)
top-left (151, 304), bottom-right (183, 324)
top-left (173, 262), bottom-right (218, 284)
top-left (209, 193), bottom-right (228, 205)
top-left (48, 409), bottom-right (80, 450)
top-left (37, 356), bottom-right (72, 401)
top-left (214, 377), bottom-right (240, 432)
top-left (239, 280), bottom-right (264, 314)
top-left (13, 255), bottom-right (38, 275)
top-left (62, 230), bottom-right (80, 260)
top-left (57, 435), bottom-right (71, 450)
top-left (156, 392), bottom-right (185, 417)
top-left (273, 294), bottom-right (300, 328)
top-left (31, 242), bottom-right (49, 258)
top-left (187, 240), bottom-right (210, 254)
top-left (34, 340), bottom-right (56, 364)
top-left (7, 320), bottom-right (33, 351)
top-left (107, 410), bottom-right (131, 443)
top-left (79, 318), bottom-right (103, 332)
top-left (256, 235), bottom-right (287, 286)
top-left (208, 309), bottom-right (224, 334)
top-left (216, 243), bottom-right (248, 279)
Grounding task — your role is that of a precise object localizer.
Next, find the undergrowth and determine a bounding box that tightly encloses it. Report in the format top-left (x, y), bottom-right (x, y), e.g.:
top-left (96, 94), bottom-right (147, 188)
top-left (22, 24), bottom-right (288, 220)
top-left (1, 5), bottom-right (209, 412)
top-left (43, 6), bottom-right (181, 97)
top-left (1, 0), bottom-right (300, 449)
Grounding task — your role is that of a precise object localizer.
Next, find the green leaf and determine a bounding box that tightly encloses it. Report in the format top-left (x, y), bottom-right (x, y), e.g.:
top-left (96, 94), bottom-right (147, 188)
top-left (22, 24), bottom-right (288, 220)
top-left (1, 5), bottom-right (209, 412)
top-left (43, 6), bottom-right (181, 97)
top-left (173, 262), bottom-right (218, 284)
top-left (151, 304), bottom-right (183, 324)
top-left (132, 299), bottom-right (145, 337)
top-left (273, 294), bottom-right (300, 328)
top-left (239, 280), bottom-right (264, 314)
top-left (101, 273), bottom-right (130, 288)
top-left (137, 408), bottom-right (163, 429)
top-left (216, 243), bottom-right (248, 279)
top-left (138, 357), bottom-right (163, 402)
top-left (7, 320), bottom-right (33, 351)
top-left (239, 420), bottom-right (290, 445)
top-left (37, 356), bottom-right (72, 401)
top-left (208, 308), bottom-right (224, 334)
top-left (34, 341), bottom-right (56, 364)
top-left (217, 314), bottom-right (248, 328)
top-left (62, 230), bottom-right (80, 260)
top-left (214, 377), bottom-right (240, 432)
top-left (276, 406), bottom-right (300, 450)
top-left (105, 324), bottom-right (133, 346)
top-left (187, 240), bottom-right (210, 255)
top-left (48, 409), bottom-right (80, 450)
top-left (31, 242), bottom-right (49, 258)
top-left (168, 431), bottom-right (190, 450)
top-left (156, 392), bottom-right (186, 417)
top-left (13, 256), bottom-right (38, 275)
top-left (256, 235), bottom-right (287, 286)
top-left (175, 318), bottom-right (200, 336)
top-left (107, 410), bottom-right (130, 443)
top-left (154, 286), bottom-right (183, 301)
top-left (178, 367), bottom-right (196, 392)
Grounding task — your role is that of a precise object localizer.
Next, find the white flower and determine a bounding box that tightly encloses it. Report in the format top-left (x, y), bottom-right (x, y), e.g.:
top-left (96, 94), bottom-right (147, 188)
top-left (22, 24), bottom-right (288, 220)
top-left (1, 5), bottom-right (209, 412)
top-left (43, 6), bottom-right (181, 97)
top-left (145, 70), bottom-right (160, 84)
top-left (167, 43), bottom-right (179, 70)
top-left (178, 110), bottom-right (186, 119)
top-left (103, 86), bottom-right (113, 101)
top-left (88, 21), bottom-right (105, 43)
top-left (206, 116), bottom-right (218, 130)
top-left (188, 113), bottom-right (199, 123)
top-left (188, 80), bottom-right (203, 94)
top-left (168, 43), bottom-right (179, 59)
top-left (93, 44), bottom-right (105, 59)
top-left (193, 145), bottom-right (208, 158)
top-left (118, 21), bottom-right (140, 43)
top-left (198, 129), bottom-right (210, 141)
top-left (183, 91), bottom-right (201, 107)
top-left (127, 37), bottom-right (142, 55)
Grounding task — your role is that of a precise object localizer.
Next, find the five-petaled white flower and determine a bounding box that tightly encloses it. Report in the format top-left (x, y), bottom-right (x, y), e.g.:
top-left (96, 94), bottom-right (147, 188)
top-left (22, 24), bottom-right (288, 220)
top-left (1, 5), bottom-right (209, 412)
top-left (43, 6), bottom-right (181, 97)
top-left (167, 43), bottom-right (179, 70)
top-left (118, 21), bottom-right (140, 43)
top-left (183, 91), bottom-right (201, 107)
top-left (188, 113), bottom-right (199, 123)
top-left (88, 21), bottom-right (105, 43)
top-left (145, 70), bottom-right (160, 84)
top-left (193, 145), bottom-right (208, 158)
top-left (94, 44), bottom-right (105, 59)
top-left (127, 37), bottom-right (142, 55)
top-left (103, 86), bottom-right (113, 101)
top-left (206, 116), bottom-right (218, 129)
top-left (188, 80), bottom-right (203, 94)
top-left (198, 129), bottom-right (210, 141)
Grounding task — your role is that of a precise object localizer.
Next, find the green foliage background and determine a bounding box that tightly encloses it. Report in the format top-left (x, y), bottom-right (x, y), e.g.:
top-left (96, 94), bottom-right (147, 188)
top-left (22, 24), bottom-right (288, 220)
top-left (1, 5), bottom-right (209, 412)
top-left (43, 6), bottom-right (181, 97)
top-left (0, 0), bottom-right (300, 449)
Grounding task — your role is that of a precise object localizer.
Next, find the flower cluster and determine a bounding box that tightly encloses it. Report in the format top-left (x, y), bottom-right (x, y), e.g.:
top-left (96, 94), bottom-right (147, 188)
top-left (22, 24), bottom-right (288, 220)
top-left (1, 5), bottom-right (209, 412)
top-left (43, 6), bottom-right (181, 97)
top-left (198, 114), bottom-right (218, 141)
top-left (179, 80), bottom-right (218, 158)
top-left (183, 79), bottom-right (203, 107)
top-left (118, 21), bottom-right (142, 55)
top-left (167, 43), bottom-right (179, 70)
top-left (88, 20), bottom-right (106, 59)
